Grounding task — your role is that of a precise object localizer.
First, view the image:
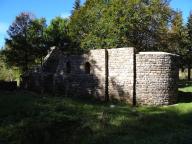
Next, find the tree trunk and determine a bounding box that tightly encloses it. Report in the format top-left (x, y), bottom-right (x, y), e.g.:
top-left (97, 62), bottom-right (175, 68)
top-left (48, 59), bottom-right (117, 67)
top-left (188, 65), bottom-right (191, 81)
top-left (24, 52), bottom-right (28, 72)
top-left (41, 57), bottom-right (43, 71)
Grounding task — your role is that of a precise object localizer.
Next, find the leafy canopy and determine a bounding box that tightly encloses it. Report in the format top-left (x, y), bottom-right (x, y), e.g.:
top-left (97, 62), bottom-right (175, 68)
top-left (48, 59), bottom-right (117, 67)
top-left (3, 12), bottom-right (48, 72)
top-left (69, 0), bottom-right (173, 52)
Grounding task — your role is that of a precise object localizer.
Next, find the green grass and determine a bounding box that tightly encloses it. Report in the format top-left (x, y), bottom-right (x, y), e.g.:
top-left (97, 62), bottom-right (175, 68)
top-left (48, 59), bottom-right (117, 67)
top-left (179, 86), bottom-right (192, 92)
top-left (0, 91), bottom-right (192, 144)
top-left (179, 80), bottom-right (192, 92)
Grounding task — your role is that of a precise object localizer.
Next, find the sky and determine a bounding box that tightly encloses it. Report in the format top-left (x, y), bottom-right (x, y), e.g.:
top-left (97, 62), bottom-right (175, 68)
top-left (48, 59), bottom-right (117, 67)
top-left (0, 0), bottom-right (192, 48)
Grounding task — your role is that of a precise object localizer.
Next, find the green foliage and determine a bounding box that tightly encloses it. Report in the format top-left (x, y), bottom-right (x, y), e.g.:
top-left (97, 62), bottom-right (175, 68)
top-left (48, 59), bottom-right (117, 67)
top-left (4, 12), bottom-right (35, 72)
top-left (169, 11), bottom-right (187, 54)
top-left (27, 18), bottom-right (48, 66)
top-left (0, 51), bottom-right (20, 81)
top-left (180, 11), bottom-right (192, 80)
top-left (73, 0), bottom-right (81, 11)
top-left (45, 17), bottom-right (72, 51)
top-left (1, 91), bottom-right (192, 144)
top-left (187, 12), bottom-right (192, 46)
top-left (71, 0), bottom-right (81, 20)
top-left (3, 12), bottom-right (48, 72)
top-left (71, 0), bottom-right (192, 77)
top-left (69, 0), bottom-right (173, 52)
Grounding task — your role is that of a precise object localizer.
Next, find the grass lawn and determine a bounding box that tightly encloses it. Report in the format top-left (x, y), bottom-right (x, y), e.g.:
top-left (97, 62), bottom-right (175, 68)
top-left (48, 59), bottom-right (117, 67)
top-left (179, 80), bottom-right (192, 93)
top-left (0, 91), bottom-right (192, 144)
top-left (179, 86), bottom-right (192, 92)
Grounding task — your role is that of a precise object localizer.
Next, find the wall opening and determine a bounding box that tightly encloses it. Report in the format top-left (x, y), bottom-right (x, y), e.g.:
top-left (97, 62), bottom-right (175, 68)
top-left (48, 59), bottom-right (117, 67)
top-left (66, 61), bottom-right (71, 74)
top-left (85, 62), bottom-right (91, 74)
top-left (105, 49), bottom-right (109, 102)
top-left (133, 52), bottom-right (136, 106)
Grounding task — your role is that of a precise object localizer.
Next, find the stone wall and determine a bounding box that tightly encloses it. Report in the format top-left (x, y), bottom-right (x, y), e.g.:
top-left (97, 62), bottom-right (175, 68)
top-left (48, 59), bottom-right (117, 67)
top-left (21, 47), bottom-right (179, 106)
top-left (136, 52), bottom-right (179, 105)
top-left (108, 48), bottom-right (135, 102)
top-left (54, 49), bottom-right (106, 99)
top-left (54, 48), bottom-right (135, 102)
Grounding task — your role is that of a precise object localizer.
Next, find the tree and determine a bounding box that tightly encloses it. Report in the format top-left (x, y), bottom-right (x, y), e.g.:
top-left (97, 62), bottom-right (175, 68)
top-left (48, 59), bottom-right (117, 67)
top-left (169, 11), bottom-right (187, 54)
top-left (27, 18), bottom-right (48, 67)
top-left (187, 12), bottom-right (192, 44)
top-left (4, 12), bottom-right (35, 72)
top-left (71, 0), bottom-right (81, 16)
top-left (73, 0), bottom-right (81, 10)
top-left (69, 0), bottom-right (173, 52)
top-left (0, 50), bottom-right (20, 81)
top-left (3, 12), bottom-right (48, 72)
top-left (186, 12), bottom-right (192, 80)
top-left (45, 17), bottom-right (71, 51)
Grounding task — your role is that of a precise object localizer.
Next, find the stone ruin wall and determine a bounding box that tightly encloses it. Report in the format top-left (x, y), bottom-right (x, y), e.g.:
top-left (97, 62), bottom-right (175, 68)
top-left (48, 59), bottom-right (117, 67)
top-left (21, 47), bottom-right (179, 106)
top-left (136, 52), bottom-right (179, 105)
top-left (108, 48), bottom-right (135, 103)
top-left (54, 49), bottom-right (106, 100)
top-left (53, 48), bottom-right (135, 102)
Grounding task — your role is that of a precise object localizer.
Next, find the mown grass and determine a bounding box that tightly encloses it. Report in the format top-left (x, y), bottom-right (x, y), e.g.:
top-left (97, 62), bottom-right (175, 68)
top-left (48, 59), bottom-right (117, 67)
top-left (179, 86), bottom-right (192, 92)
top-left (179, 80), bottom-right (192, 92)
top-left (0, 90), bottom-right (192, 144)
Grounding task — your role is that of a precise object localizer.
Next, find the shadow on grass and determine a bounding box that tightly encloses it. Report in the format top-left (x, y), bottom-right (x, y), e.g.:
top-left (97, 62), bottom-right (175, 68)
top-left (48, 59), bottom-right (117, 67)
top-left (178, 80), bottom-right (192, 103)
top-left (89, 106), bottom-right (192, 144)
top-left (178, 80), bottom-right (192, 88)
top-left (178, 91), bottom-right (192, 103)
top-left (1, 91), bottom-right (192, 144)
